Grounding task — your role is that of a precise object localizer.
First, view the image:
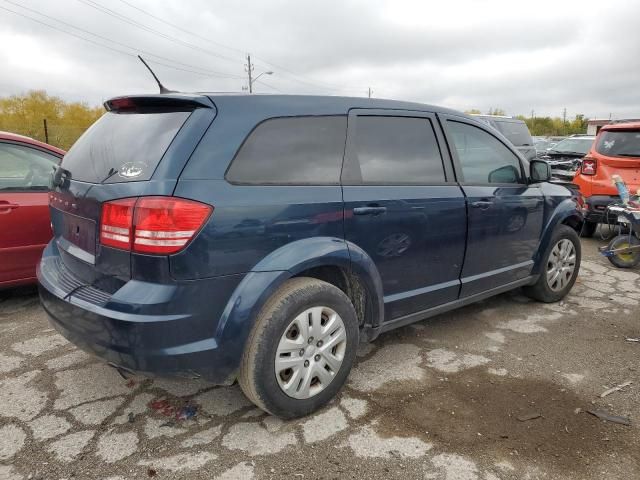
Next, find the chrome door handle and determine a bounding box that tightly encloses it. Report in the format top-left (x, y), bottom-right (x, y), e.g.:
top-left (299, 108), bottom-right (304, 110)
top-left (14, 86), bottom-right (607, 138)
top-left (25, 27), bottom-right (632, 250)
top-left (353, 206), bottom-right (387, 216)
top-left (471, 201), bottom-right (493, 210)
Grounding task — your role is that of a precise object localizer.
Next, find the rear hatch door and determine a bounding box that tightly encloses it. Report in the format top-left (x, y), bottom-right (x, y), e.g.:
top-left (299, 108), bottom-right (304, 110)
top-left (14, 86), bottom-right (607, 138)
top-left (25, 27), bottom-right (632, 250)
top-left (49, 95), bottom-right (216, 289)
top-left (591, 129), bottom-right (640, 195)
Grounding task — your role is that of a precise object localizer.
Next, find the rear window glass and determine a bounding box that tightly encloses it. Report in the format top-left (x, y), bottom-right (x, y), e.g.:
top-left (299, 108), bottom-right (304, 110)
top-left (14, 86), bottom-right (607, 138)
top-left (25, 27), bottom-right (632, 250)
top-left (595, 130), bottom-right (640, 158)
top-left (343, 116), bottom-right (445, 184)
top-left (492, 121), bottom-right (533, 147)
top-left (61, 111), bottom-right (190, 183)
top-left (226, 116), bottom-right (347, 185)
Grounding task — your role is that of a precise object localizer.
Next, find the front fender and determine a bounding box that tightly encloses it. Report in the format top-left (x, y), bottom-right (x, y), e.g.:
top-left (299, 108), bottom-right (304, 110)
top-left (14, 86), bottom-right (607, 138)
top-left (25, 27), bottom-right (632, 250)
top-left (532, 198), bottom-right (583, 275)
top-left (213, 237), bottom-right (385, 380)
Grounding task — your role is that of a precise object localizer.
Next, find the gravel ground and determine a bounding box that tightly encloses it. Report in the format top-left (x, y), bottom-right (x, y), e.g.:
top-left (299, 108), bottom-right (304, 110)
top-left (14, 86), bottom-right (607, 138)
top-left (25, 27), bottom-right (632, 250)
top-left (1, 237), bottom-right (639, 480)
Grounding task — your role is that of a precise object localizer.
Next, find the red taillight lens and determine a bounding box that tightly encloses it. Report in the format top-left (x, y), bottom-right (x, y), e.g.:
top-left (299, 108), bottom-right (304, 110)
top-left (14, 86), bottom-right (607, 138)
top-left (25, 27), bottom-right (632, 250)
top-left (133, 197), bottom-right (212, 254)
top-left (581, 157), bottom-right (597, 176)
top-left (99, 197), bottom-right (212, 255)
top-left (100, 198), bottom-right (136, 250)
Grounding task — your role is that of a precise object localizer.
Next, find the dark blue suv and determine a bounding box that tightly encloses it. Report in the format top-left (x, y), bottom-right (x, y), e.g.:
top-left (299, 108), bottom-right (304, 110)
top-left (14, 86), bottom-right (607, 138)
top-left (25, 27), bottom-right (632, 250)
top-left (38, 94), bottom-right (583, 418)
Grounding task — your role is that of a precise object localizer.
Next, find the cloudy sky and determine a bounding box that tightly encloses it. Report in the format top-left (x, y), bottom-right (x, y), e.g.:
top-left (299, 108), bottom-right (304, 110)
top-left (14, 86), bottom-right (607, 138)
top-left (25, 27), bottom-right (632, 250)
top-left (1, 0), bottom-right (639, 119)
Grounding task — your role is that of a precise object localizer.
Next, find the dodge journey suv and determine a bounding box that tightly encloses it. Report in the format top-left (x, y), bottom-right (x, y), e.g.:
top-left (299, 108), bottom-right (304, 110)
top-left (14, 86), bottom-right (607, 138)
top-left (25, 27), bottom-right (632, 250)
top-left (38, 94), bottom-right (583, 418)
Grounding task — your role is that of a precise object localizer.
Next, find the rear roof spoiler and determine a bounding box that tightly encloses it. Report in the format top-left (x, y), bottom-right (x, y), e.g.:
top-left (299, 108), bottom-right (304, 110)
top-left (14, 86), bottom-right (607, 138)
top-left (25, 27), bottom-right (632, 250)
top-left (104, 94), bottom-right (214, 113)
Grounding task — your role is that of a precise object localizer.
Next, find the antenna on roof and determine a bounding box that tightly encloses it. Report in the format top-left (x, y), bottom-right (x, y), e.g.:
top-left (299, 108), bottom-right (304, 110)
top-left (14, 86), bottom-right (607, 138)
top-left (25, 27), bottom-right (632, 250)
top-left (137, 55), bottom-right (175, 94)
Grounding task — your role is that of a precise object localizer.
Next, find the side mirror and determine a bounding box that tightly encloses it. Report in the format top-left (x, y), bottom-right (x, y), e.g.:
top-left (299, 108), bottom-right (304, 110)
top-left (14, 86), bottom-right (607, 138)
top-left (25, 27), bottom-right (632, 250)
top-left (530, 159), bottom-right (551, 182)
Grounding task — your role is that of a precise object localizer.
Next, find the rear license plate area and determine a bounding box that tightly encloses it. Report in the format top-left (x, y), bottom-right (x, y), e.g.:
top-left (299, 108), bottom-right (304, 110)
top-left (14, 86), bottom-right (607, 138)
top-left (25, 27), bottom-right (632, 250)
top-left (60, 211), bottom-right (97, 256)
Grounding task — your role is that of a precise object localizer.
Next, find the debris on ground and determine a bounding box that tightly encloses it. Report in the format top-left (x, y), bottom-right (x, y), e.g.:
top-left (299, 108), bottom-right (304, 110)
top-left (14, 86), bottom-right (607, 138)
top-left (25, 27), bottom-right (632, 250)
top-left (149, 399), bottom-right (175, 417)
top-left (626, 338), bottom-right (640, 343)
top-left (126, 378), bottom-right (137, 388)
top-left (517, 412), bottom-right (542, 422)
top-left (148, 399), bottom-right (198, 421)
top-left (587, 410), bottom-right (632, 426)
top-left (176, 404), bottom-right (198, 420)
top-left (600, 381), bottom-right (632, 398)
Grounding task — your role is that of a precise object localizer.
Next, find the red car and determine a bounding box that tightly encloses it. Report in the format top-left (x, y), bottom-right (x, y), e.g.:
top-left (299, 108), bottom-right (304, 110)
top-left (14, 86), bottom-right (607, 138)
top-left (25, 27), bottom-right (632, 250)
top-left (0, 132), bottom-right (65, 288)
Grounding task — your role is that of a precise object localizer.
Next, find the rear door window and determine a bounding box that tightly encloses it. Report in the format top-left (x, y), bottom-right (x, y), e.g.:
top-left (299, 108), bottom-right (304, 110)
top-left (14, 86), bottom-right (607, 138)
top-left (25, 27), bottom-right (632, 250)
top-left (595, 130), bottom-right (640, 157)
top-left (343, 116), bottom-right (446, 184)
top-left (447, 121), bottom-right (524, 184)
top-left (61, 111), bottom-right (190, 183)
top-left (226, 116), bottom-right (347, 184)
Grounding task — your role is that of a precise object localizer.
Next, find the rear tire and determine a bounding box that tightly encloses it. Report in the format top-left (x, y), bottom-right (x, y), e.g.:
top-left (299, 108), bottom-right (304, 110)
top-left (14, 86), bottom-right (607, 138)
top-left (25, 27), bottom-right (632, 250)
top-left (580, 220), bottom-right (598, 238)
top-left (523, 225), bottom-right (581, 303)
top-left (607, 235), bottom-right (640, 269)
top-left (238, 277), bottom-right (359, 418)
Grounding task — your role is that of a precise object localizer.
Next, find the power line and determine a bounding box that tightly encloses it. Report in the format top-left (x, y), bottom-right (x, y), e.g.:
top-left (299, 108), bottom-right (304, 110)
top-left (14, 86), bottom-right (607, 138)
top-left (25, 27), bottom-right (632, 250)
top-left (76, 0), bottom-right (243, 66)
top-left (0, 5), bottom-right (236, 80)
top-left (116, 0), bottom-right (246, 56)
top-left (110, 0), bottom-right (366, 94)
top-left (2, 0), bottom-right (244, 80)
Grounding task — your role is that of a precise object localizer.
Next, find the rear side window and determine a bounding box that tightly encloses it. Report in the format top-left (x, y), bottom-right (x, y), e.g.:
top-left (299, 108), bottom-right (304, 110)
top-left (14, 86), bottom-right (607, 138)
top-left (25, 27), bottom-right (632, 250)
top-left (0, 143), bottom-right (58, 191)
top-left (448, 121), bottom-right (524, 184)
top-left (595, 130), bottom-right (640, 157)
top-left (492, 120), bottom-right (533, 147)
top-left (226, 116), bottom-right (347, 185)
top-left (62, 111), bottom-right (190, 183)
top-left (343, 116), bottom-right (446, 184)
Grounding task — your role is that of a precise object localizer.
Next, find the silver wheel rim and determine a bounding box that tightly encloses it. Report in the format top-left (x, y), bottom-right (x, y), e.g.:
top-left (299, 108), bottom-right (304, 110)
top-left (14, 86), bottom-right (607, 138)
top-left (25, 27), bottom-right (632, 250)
top-left (275, 306), bottom-right (347, 400)
top-left (546, 239), bottom-right (576, 292)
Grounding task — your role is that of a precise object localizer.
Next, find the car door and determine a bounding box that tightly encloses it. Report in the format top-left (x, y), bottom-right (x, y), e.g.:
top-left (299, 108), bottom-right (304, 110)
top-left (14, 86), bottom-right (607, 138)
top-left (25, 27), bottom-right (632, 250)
top-left (440, 116), bottom-right (544, 297)
top-left (342, 110), bottom-right (467, 322)
top-left (0, 142), bottom-right (59, 285)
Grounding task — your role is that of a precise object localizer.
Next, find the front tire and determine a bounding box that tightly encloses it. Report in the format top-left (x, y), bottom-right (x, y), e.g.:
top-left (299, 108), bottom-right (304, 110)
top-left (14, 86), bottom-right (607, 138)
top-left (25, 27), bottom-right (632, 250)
top-left (238, 277), bottom-right (359, 418)
top-left (523, 225), bottom-right (581, 303)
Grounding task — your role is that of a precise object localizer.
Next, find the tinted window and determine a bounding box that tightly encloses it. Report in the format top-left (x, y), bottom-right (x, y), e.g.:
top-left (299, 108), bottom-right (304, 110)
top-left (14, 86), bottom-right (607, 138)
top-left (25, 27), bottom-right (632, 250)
top-left (345, 116), bottom-right (445, 184)
top-left (492, 120), bottom-right (533, 147)
top-left (595, 130), bottom-right (640, 157)
top-left (226, 116), bottom-right (346, 185)
top-left (448, 121), bottom-right (523, 184)
top-left (0, 143), bottom-right (58, 191)
top-left (62, 111), bottom-right (190, 183)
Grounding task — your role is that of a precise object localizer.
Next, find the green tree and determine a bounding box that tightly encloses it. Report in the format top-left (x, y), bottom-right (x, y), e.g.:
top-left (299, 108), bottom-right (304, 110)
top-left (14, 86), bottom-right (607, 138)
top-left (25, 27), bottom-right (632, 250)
top-left (0, 90), bottom-right (103, 150)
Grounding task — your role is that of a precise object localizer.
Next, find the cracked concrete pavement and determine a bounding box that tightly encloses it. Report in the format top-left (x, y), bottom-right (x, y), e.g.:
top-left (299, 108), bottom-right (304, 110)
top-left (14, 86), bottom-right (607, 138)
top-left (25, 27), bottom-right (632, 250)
top-left (1, 237), bottom-right (639, 479)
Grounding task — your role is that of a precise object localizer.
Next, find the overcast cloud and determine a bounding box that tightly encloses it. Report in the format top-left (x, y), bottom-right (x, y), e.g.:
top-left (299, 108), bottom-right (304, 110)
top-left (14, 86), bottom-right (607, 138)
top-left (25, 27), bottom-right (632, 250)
top-left (1, 0), bottom-right (639, 119)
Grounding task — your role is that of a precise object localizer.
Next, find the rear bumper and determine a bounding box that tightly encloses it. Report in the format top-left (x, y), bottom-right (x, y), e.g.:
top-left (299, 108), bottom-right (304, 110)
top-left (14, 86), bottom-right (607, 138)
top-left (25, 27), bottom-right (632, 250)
top-left (584, 195), bottom-right (620, 223)
top-left (37, 241), bottom-right (244, 384)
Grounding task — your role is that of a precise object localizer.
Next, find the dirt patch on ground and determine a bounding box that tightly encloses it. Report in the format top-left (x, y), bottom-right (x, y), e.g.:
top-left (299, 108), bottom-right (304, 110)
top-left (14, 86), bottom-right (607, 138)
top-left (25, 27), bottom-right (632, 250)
top-left (372, 369), bottom-right (639, 476)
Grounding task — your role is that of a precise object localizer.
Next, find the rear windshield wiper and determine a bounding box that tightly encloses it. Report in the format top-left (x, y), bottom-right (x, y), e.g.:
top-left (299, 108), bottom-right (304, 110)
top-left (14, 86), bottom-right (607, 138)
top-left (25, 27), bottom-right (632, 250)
top-left (101, 167), bottom-right (119, 184)
top-left (617, 153), bottom-right (640, 157)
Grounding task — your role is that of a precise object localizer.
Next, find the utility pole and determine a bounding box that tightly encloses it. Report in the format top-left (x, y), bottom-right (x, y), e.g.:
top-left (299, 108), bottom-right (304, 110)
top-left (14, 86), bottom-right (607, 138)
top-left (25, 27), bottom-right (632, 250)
top-left (43, 118), bottom-right (49, 144)
top-left (367, 87), bottom-right (372, 98)
top-left (562, 107), bottom-right (567, 135)
top-left (530, 109), bottom-right (534, 120)
top-left (245, 54), bottom-right (254, 94)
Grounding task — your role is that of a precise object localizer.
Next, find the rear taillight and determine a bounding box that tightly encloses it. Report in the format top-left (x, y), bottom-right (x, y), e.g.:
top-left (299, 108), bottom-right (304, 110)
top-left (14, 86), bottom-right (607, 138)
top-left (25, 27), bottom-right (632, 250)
top-left (100, 197), bottom-right (212, 255)
top-left (581, 157), bottom-right (597, 176)
top-left (100, 198), bottom-right (136, 250)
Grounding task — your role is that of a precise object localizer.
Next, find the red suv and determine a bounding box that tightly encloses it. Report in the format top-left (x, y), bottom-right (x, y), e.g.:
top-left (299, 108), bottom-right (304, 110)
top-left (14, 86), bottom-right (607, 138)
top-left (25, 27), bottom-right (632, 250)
top-left (573, 122), bottom-right (640, 236)
top-left (0, 132), bottom-right (64, 288)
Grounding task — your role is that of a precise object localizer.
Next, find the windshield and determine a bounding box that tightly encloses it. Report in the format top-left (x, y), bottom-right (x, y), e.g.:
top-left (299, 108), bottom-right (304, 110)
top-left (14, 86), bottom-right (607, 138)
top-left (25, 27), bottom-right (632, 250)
top-left (62, 110), bottom-right (191, 183)
top-left (550, 137), bottom-right (593, 155)
top-left (492, 121), bottom-right (532, 147)
top-left (595, 130), bottom-right (640, 158)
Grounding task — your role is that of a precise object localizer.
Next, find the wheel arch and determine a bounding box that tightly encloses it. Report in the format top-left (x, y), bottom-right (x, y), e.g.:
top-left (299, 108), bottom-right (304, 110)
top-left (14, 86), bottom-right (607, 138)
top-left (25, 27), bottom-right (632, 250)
top-left (532, 200), bottom-right (584, 275)
top-left (214, 237), bottom-right (384, 380)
